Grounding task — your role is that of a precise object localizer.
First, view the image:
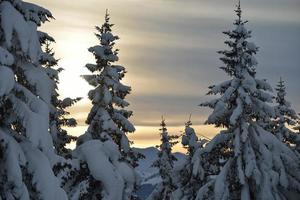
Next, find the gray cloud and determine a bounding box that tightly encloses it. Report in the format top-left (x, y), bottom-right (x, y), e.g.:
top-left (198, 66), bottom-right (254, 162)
top-left (31, 0), bottom-right (300, 131)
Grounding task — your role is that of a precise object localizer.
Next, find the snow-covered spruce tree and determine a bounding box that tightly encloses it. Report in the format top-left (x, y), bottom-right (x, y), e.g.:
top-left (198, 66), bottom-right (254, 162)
top-left (82, 9), bottom-right (142, 168)
top-left (39, 38), bottom-right (81, 157)
top-left (0, 1), bottom-right (67, 199)
top-left (197, 2), bottom-right (300, 199)
top-left (39, 38), bottom-right (83, 192)
top-left (147, 118), bottom-right (179, 200)
top-left (182, 119), bottom-right (201, 156)
top-left (273, 78), bottom-right (300, 153)
top-left (294, 115), bottom-right (300, 133)
top-left (172, 119), bottom-right (208, 200)
top-left (66, 11), bottom-right (141, 200)
top-left (294, 115), bottom-right (300, 152)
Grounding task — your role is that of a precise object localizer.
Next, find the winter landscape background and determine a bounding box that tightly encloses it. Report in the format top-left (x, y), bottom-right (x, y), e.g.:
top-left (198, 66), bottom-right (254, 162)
top-left (1, 0), bottom-right (300, 199)
top-left (29, 0), bottom-right (300, 152)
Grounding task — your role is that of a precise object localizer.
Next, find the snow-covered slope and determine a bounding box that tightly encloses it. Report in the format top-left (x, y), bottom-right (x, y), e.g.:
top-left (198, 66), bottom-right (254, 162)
top-left (134, 147), bottom-right (185, 199)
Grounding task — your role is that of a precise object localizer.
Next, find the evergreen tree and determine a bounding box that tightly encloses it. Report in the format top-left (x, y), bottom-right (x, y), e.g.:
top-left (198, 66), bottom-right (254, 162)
top-left (272, 78), bottom-right (300, 153)
top-left (39, 38), bottom-right (83, 196)
top-left (67, 10), bottom-right (141, 200)
top-left (197, 2), bottom-right (300, 199)
top-left (0, 1), bottom-right (67, 199)
top-left (40, 39), bottom-right (81, 157)
top-left (294, 114), bottom-right (300, 152)
top-left (294, 114), bottom-right (300, 132)
top-left (82, 9), bottom-right (142, 167)
top-left (172, 118), bottom-right (208, 200)
top-left (147, 118), bottom-right (179, 200)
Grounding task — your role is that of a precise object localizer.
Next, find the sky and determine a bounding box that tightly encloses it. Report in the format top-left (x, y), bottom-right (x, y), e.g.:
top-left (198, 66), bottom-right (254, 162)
top-left (29, 0), bottom-right (300, 151)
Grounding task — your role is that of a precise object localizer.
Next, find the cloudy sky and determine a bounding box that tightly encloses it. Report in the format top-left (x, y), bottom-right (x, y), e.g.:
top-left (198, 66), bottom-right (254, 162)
top-left (30, 0), bottom-right (300, 151)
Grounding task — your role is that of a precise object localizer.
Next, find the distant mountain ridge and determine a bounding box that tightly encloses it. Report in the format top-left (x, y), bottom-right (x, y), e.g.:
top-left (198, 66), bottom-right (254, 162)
top-left (134, 147), bottom-right (186, 199)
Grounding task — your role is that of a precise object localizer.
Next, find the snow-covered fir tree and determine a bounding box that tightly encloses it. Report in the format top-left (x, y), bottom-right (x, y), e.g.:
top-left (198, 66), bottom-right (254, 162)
top-left (82, 9), bottom-right (142, 167)
top-left (147, 118), bottom-right (179, 200)
top-left (39, 38), bottom-right (84, 194)
top-left (294, 114), bottom-right (300, 133)
top-left (172, 118), bottom-right (207, 200)
top-left (40, 39), bottom-right (81, 157)
top-left (182, 116), bottom-right (201, 157)
top-left (197, 2), bottom-right (300, 199)
top-left (66, 10), bottom-right (141, 200)
top-left (0, 0), bottom-right (67, 199)
top-left (294, 115), bottom-right (300, 152)
top-left (273, 78), bottom-right (300, 153)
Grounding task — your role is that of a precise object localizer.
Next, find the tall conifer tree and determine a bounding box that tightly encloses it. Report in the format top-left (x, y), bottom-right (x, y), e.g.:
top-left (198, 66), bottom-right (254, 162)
top-left (40, 39), bottom-right (81, 156)
top-left (197, 2), bottom-right (300, 199)
top-left (82, 10), bottom-right (141, 167)
top-left (0, 1), bottom-right (67, 199)
top-left (272, 78), bottom-right (300, 154)
top-left (172, 118), bottom-right (208, 200)
top-left (273, 78), bottom-right (300, 147)
top-left (67, 10), bottom-right (140, 200)
top-left (147, 118), bottom-right (178, 200)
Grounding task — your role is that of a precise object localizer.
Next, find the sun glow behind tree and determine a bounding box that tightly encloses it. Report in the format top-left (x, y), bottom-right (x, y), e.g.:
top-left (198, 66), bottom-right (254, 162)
top-left (28, 0), bottom-right (300, 152)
